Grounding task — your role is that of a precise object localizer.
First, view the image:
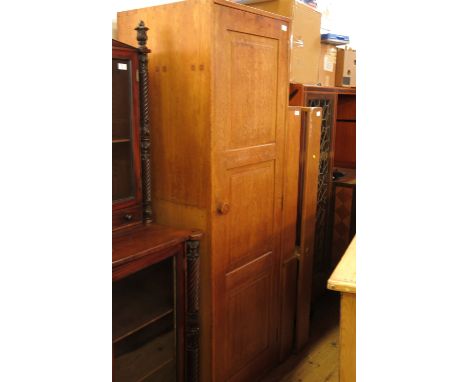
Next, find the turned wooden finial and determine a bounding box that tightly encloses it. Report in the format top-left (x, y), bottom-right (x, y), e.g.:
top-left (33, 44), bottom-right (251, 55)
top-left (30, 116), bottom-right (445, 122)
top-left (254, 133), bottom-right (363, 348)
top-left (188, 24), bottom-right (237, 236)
top-left (135, 21), bottom-right (149, 50)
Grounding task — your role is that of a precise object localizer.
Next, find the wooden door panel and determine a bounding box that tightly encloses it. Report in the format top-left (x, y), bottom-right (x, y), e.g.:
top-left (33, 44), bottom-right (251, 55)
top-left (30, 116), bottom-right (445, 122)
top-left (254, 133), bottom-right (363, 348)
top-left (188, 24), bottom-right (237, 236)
top-left (226, 271), bottom-right (273, 376)
top-left (279, 258), bottom-right (299, 361)
top-left (227, 161), bottom-right (275, 270)
top-left (226, 251), bottom-right (272, 291)
top-left (213, 4), bottom-right (289, 381)
top-left (334, 121), bottom-right (356, 168)
top-left (224, 143), bottom-right (276, 169)
top-left (337, 94), bottom-right (356, 120)
top-left (229, 32), bottom-right (278, 149)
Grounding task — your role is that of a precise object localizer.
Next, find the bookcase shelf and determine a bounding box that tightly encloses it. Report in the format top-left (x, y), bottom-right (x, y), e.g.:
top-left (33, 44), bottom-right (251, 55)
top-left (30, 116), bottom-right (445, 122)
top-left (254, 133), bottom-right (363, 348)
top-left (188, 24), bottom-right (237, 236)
top-left (113, 313), bottom-right (175, 382)
top-left (113, 257), bottom-right (175, 343)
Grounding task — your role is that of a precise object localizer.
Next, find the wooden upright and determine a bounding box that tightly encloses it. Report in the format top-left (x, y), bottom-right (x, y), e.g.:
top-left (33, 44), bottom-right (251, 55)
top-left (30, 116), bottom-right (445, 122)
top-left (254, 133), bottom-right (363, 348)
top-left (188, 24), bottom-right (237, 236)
top-left (117, 1), bottom-right (291, 381)
top-left (280, 107), bottom-right (322, 358)
top-left (328, 237), bottom-right (356, 382)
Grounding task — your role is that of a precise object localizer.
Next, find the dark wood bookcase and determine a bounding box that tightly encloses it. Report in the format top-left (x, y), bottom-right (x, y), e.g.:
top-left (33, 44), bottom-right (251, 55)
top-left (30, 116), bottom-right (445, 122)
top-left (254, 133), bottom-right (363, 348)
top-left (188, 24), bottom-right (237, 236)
top-left (112, 23), bottom-right (201, 382)
top-left (112, 38), bottom-right (144, 231)
top-left (113, 225), bottom-right (201, 382)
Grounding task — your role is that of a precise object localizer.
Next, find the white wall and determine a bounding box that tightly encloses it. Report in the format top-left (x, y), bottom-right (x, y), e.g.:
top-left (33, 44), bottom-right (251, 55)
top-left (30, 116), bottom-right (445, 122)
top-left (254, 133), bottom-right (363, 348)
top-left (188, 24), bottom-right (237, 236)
top-left (112, 0), bottom-right (182, 38)
top-left (317, 0), bottom-right (358, 48)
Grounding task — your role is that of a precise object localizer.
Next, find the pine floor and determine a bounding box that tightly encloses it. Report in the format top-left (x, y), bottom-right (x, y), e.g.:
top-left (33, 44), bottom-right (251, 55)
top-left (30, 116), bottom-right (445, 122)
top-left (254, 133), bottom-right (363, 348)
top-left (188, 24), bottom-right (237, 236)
top-left (261, 292), bottom-right (341, 382)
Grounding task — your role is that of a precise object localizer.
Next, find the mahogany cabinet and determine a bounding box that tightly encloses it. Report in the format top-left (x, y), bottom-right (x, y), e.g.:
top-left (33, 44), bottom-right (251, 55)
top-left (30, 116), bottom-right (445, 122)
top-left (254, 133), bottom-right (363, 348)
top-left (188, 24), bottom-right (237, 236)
top-left (117, 2), bottom-right (290, 381)
top-left (112, 25), bottom-right (201, 381)
top-left (289, 84), bottom-right (356, 303)
top-left (113, 226), bottom-right (201, 382)
top-left (329, 168), bottom-right (356, 271)
top-left (280, 106), bottom-right (321, 359)
top-left (335, 93), bottom-right (356, 169)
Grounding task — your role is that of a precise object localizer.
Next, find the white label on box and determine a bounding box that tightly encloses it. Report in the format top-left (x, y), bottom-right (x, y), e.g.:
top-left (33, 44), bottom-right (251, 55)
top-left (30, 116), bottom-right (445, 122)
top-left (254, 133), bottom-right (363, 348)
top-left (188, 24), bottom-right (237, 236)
top-left (281, 24), bottom-right (288, 32)
top-left (294, 110), bottom-right (300, 116)
top-left (316, 111), bottom-right (321, 117)
top-left (117, 63), bottom-right (127, 70)
top-left (324, 56), bottom-right (333, 72)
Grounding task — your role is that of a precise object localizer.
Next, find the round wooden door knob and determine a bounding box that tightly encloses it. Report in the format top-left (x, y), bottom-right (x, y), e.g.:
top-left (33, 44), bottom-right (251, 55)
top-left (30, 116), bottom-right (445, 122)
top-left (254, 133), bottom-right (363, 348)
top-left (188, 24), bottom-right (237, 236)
top-left (217, 202), bottom-right (231, 215)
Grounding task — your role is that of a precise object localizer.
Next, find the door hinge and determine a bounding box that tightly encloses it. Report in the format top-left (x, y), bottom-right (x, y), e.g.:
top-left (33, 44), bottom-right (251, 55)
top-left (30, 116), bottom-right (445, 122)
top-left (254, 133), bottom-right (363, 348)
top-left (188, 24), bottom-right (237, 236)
top-left (136, 69), bottom-right (139, 82)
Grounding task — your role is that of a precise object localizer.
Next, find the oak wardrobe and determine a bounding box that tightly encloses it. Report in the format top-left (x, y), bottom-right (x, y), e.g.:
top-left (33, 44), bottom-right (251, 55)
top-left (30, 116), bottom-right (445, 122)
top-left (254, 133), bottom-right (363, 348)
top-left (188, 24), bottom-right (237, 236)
top-left (118, 2), bottom-right (290, 380)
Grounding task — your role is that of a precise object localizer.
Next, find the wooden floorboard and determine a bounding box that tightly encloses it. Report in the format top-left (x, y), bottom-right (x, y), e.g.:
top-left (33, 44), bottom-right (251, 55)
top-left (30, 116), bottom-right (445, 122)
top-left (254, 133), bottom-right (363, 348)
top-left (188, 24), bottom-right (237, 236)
top-left (261, 292), bottom-right (340, 382)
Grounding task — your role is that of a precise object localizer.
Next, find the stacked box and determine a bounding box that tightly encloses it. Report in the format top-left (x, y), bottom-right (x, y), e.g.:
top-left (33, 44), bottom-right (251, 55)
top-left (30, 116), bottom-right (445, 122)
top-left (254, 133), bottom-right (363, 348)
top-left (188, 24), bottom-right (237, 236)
top-left (335, 47), bottom-right (356, 87)
top-left (318, 43), bottom-right (337, 87)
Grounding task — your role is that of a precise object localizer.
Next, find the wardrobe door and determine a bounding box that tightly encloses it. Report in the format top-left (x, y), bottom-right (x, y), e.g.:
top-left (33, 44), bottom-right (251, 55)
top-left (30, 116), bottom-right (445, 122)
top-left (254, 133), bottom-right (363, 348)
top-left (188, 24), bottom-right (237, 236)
top-left (295, 107), bottom-right (322, 350)
top-left (212, 4), bottom-right (290, 382)
top-left (278, 107), bottom-right (301, 361)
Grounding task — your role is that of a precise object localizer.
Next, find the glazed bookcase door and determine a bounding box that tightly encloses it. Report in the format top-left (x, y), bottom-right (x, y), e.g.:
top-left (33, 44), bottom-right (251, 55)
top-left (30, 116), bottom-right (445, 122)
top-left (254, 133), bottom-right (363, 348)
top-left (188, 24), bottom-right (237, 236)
top-left (112, 47), bottom-right (143, 230)
top-left (305, 93), bottom-right (336, 300)
top-left (212, 5), bottom-right (289, 382)
top-left (113, 57), bottom-right (135, 201)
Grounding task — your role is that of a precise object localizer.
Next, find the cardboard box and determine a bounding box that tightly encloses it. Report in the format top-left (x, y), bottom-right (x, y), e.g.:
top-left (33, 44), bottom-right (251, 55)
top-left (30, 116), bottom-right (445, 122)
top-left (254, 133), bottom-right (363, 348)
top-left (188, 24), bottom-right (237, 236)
top-left (335, 47), bottom-right (356, 87)
top-left (247, 0), bottom-right (321, 84)
top-left (318, 43), bottom-right (337, 87)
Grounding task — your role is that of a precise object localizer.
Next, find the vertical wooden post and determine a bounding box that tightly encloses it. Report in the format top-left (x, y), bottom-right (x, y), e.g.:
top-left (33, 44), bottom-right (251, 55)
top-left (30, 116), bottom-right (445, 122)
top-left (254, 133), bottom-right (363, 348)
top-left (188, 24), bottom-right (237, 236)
top-left (135, 21), bottom-right (153, 223)
top-left (186, 233), bottom-right (201, 382)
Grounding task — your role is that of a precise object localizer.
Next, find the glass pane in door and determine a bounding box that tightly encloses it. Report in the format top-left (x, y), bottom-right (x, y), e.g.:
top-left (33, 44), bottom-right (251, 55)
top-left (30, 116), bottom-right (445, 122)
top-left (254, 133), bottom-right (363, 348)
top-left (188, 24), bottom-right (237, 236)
top-left (112, 58), bottom-right (133, 140)
top-left (113, 142), bottom-right (134, 201)
top-left (112, 57), bottom-right (135, 202)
